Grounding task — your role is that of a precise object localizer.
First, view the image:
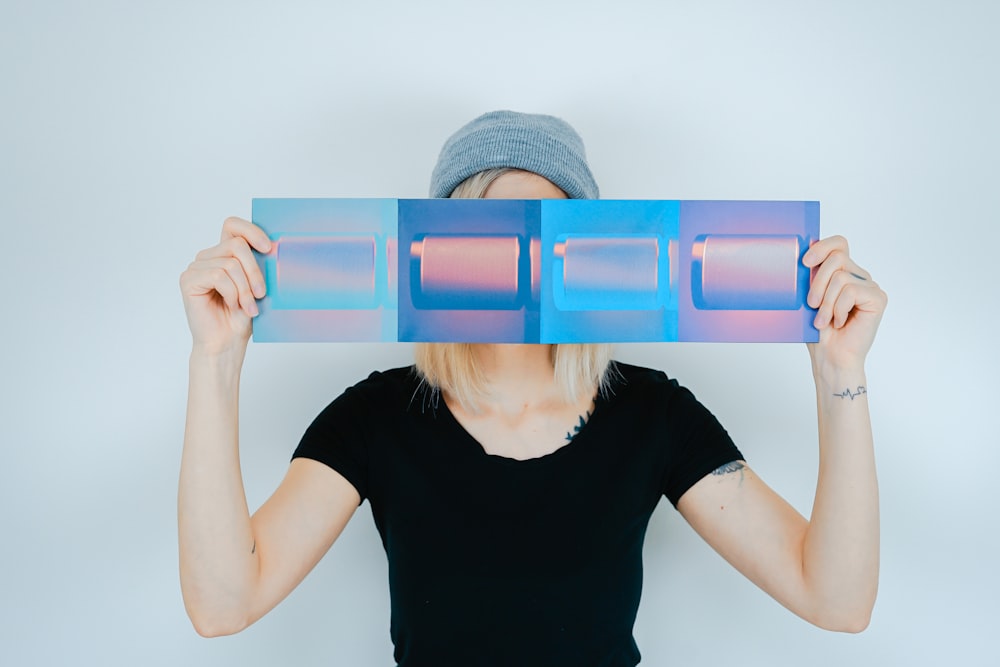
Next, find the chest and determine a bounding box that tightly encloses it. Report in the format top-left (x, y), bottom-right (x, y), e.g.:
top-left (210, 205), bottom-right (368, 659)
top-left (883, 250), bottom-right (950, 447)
top-left (368, 401), bottom-right (671, 573)
top-left (445, 396), bottom-right (595, 461)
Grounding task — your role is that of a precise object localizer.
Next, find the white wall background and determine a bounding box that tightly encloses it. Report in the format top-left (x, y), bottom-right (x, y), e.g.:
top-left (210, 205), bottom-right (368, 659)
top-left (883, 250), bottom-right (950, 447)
top-left (2, 0), bottom-right (996, 665)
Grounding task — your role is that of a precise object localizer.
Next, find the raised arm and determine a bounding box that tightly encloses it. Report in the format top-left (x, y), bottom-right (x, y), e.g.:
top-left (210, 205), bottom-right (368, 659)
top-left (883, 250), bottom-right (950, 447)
top-left (677, 235), bottom-right (887, 632)
top-left (178, 217), bottom-right (360, 637)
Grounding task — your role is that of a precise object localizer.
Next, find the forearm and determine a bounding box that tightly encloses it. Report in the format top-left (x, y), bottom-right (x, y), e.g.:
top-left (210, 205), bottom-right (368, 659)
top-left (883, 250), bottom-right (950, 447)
top-left (178, 347), bottom-right (258, 635)
top-left (801, 363), bottom-right (879, 631)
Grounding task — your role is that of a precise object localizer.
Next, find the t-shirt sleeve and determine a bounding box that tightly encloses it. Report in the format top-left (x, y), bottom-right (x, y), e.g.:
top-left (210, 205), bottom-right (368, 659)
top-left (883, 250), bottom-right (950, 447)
top-left (292, 381), bottom-right (374, 504)
top-left (661, 383), bottom-right (744, 508)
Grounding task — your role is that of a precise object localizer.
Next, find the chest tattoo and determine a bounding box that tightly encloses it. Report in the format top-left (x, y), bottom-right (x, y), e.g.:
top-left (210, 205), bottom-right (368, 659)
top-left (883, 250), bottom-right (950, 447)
top-left (565, 410), bottom-right (593, 442)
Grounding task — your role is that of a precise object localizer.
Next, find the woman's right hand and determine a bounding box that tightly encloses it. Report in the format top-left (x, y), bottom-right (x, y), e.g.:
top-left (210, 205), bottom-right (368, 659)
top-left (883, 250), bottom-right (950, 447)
top-left (180, 217), bottom-right (272, 354)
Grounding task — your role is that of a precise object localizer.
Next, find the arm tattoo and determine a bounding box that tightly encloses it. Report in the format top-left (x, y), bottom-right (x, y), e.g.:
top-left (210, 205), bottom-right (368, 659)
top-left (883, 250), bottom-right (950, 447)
top-left (565, 410), bottom-right (593, 442)
top-left (833, 386), bottom-right (867, 400)
top-left (711, 461), bottom-right (745, 486)
top-left (251, 540), bottom-right (256, 555)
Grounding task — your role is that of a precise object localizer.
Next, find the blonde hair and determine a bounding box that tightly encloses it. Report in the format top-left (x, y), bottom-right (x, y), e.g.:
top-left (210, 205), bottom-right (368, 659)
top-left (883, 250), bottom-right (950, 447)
top-left (413, 168), bottom-right (615, 412)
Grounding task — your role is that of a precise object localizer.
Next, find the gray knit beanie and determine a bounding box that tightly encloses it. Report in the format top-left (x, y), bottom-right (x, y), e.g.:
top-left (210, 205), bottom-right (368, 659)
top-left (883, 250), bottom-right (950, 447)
top-left (429, 110), bottom-right (599, 199)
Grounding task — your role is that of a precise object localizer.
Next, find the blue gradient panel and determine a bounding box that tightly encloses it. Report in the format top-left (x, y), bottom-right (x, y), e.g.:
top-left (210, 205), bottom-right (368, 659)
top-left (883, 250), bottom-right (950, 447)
top-left (541, 200), bottom-right (679, 343)
top-left (397, 199), bottom-right (541, 342)
top-left (251, 199), bottom-right (819, 343)
top-left (678, 201), bottom-right (820, 342)
top-left (251, 198), bottom-right (397, 342)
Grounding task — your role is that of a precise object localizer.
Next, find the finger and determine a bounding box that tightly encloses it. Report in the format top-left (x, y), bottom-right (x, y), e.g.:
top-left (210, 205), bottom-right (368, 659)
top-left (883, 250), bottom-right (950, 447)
top-left (182, 261), bottom-right (242, 315)
top-left (215, 256), bottom-right (260, 318)
top-left (808, 248), bottom-right (851, 309)
top-left (229, 238), bottom-right (268, 300)
top-left (213, 266), bottom-right (246, 316)
top-left (846, 264), bottom-right (873, 282)
top-left (816, 270), bottom-right (886, 330)
top-left (831, 283), bottom-right (860, 329)
top-left (848, 280), bottom-right (888, 319)
top-left (832, 279), bottom-right (889, 329)
top-left (187, 257), bottom-right (258, 318)
top-left (813, 267), bottom-right (854, 329)
top-left (807, 249), bottom-right (875, 309)
top-left (195, 238), bottom-right (239, 261)
top-left (802, 235), bottom-right (848, 269)
top-left (222, 216), bottom-right (272, 254)
top-left (195, 238), bottom-right (267, 299)
top-left (218, 237), bottom-right (267, 299)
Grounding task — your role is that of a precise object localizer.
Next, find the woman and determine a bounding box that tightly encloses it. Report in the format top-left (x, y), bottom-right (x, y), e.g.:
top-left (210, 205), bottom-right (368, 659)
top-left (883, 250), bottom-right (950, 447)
top-left (178, 111), bottom-right (886, 666)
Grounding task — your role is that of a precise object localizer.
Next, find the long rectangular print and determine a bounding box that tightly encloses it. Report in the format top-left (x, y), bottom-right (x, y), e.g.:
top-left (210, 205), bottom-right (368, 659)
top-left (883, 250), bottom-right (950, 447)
top-left (251, 199), bottom-right (819, 343)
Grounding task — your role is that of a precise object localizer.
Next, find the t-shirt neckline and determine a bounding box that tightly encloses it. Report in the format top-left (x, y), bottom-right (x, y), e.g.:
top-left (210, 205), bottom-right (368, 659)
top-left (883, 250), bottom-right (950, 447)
top-left (434, 390), bottom-right (606, 466)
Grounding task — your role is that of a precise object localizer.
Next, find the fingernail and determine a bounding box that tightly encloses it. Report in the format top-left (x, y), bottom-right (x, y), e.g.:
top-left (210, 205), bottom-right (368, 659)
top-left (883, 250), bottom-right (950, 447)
top-left (250, 302), bottom-right (259, 317)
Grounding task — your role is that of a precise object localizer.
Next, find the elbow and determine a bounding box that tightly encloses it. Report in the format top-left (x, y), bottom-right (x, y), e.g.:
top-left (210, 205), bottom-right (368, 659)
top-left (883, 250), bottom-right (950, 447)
top-left (845, 616), bottom-right (872, 634)
top-left (179, 571), bottom-right (259, 637)
top-left (810, 603), bottom-right (874, 634)
top-left (180, 576), bottom-right (257, 637)
top-left (184, 601), bottom-right (252, 638)
top-left (821, 611), bottom-right (872, 634)
top-left (191, 619), bottom-right (243, 639)
top-left (801, 573), bottom-right (878, 633)
top-left (189, 612), bottom-right (249, 638)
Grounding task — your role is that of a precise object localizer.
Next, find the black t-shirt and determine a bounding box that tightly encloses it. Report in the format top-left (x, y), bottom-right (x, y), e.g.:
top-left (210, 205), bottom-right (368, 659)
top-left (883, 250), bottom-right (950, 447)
top-left (293, 362), bottom-right (742, 667)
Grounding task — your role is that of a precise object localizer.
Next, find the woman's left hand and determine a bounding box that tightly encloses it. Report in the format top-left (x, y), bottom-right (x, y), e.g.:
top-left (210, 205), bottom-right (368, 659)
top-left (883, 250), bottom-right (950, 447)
top-left (803, 235), bottom-right (888, 373)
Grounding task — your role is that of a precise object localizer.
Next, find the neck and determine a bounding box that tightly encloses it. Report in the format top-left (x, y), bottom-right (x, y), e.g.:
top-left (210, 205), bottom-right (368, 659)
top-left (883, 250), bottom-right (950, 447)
top-left (471, 344), bottom-right (559, 405)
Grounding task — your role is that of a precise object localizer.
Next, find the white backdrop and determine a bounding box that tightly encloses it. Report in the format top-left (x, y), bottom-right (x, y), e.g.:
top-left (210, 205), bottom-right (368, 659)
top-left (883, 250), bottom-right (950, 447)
top-left (2, 1), bottom-right (997, 665)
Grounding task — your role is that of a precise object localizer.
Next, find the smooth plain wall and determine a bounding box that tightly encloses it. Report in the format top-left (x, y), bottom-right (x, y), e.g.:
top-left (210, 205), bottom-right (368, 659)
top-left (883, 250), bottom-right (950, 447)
top-left (2, 0), bottom-right (997, 665)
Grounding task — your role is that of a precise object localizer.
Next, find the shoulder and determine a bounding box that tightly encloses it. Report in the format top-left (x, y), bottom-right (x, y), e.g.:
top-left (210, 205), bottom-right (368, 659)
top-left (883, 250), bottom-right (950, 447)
top-left (604, 361), bottom-right (718, 425)
top-left (605, 361), bottom-right (680, 401)
top-left (299, 366), bottom-right (425, 458)
top-left (337, 365), bottom-right (425, 402)
top-left (312, 365), bottom-right (427, 422)
top-left (608, 361), bottom-right (672, 385)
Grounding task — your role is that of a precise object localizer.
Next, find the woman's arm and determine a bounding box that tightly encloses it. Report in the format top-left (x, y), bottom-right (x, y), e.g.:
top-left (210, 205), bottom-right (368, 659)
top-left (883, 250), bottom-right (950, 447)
top-left (178, 218), bottom-right (360, 636)
top-left (677, 235), bottom-right (886, 632)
